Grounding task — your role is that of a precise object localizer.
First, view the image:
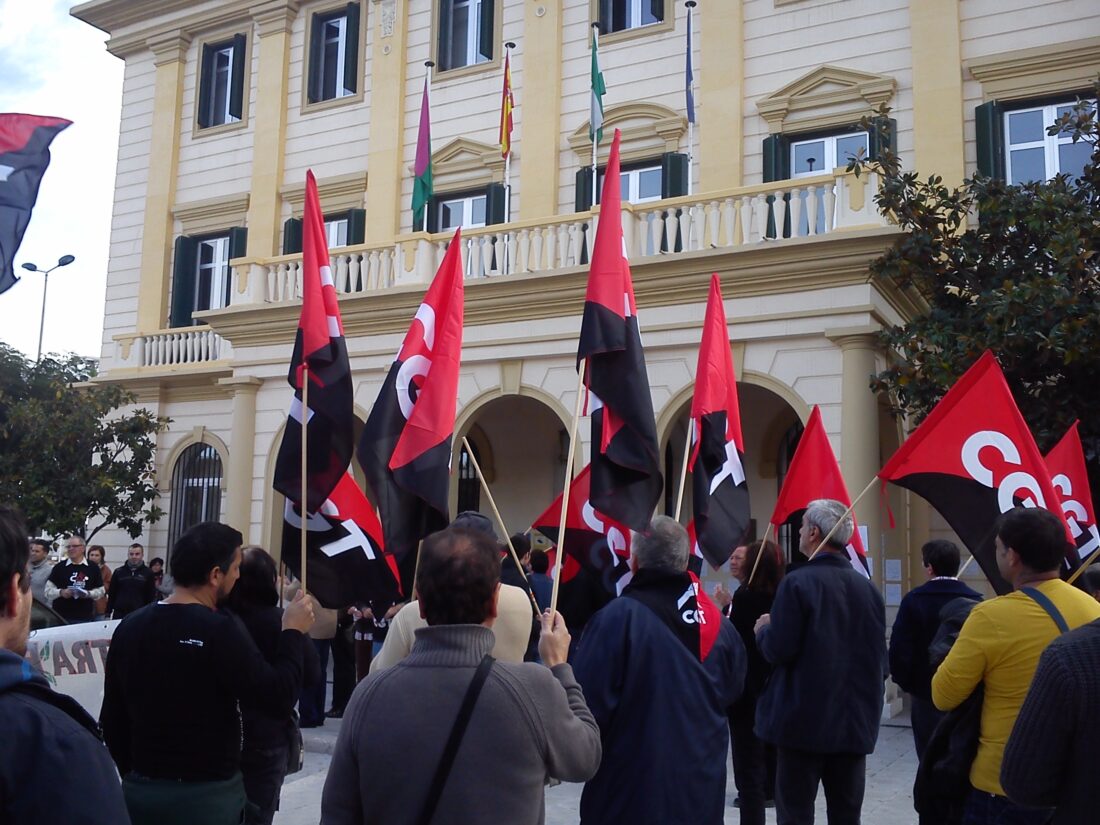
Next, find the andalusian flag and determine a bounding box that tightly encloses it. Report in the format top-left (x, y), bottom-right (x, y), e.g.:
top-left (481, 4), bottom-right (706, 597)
top-left (412, 74), bottom-right (433, 230)
top-left (589, 28), bottom-right (605, 145)
top-left (499, 51), bottom-right (515, 159)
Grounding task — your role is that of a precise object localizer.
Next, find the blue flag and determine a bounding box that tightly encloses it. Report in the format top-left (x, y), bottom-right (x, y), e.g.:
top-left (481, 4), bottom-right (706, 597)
top-left (685, 7), bottom-right (695, 124)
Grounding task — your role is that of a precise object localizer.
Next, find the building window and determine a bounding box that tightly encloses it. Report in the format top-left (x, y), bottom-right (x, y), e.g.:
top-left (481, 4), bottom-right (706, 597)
top-left (438, 193), bottom-right (487, 231)
top-left (438, 0), bottom-right (494, 71)
top-left (1003, 100), bottom-right (1094, 184)
top-left (170, 227), bottom-right (247, 327)
top-left (598, 0), bottom-right (664, 33)
top-left (596, 163), bottom-right (663, 204)
top-left (166, 443), bottom-right (223, 558)
top-left (581, 153), bottom-right (687, 211)
top-left (325, 216), bottom-right (349, 248)
top-left (457, 442), bottom-right (481, 513)
top-left (789, 132), bottom-right (869, 177)
top-left (197, 35), bottom-right (246, 129)
top-left (307, 4), bottom-right (361, 104)
top-left (281, 208), bottom-right (365, 255)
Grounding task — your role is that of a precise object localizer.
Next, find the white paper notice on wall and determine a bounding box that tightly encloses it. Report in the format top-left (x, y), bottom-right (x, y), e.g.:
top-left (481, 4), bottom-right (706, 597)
top-left (885, 559), bottom-right (902, 581)
top-left (885, 583), bottom-right (902, 606)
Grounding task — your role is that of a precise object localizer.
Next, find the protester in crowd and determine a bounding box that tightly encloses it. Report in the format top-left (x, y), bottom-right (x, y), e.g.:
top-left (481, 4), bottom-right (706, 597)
top-left (44, 534), bottom-right (103, 624)
top-left (889, 539), bottom-right (982, 758)
top-left (1074, 565), bottom-right (1100, 603)
top-left (1001, 616), bottom-right (1100, 825)
top-left (348, 603), bottom-right (374, 682)
top-left (0, 506), bottom-right (131, 825)
top-left (298, 597), bottom-right (336, 729)
top-left (149, 556), bottom-right (174, 598)
top-left (754, 499), bottom-right (888, 825)
top-left (727, 540), bottom-right (783, 825)
top-left (574, 516), bottom-right (745, 825)
top-left (320, 525), bottom-right (601, 825)
top-left (528, 549), bottom-right (553, 612)
top-left (28, 538), bottom-right (54, 605)
top-left (87, 545), bottom-right (112, 619)
top-left (107, 543), bottom-right (158, 619)
top-left (932, 507), bottom-right (1100, 825)
top-left (101, 522), bottom-right (314, 825)
top-left (327, 609), bottom-right (355, 719)
top-left (226, 546), bottom-right (320, 825)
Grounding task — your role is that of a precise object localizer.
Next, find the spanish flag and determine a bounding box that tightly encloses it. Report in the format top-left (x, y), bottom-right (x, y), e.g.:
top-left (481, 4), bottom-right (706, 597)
top-left (499, 51), bottom-right (514, 159)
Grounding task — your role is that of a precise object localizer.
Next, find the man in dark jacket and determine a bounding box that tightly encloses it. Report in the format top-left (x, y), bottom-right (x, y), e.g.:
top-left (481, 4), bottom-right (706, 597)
top-left (574, 516), bottom-right (746, 825)
top-left (0, 505), bottom-right (131, 825)
top-left (754, 499), bottom-right (888, 825)
top-left (889, 539), bottom-right (982, 757)
top-left (107, 543), bottom-right (159, 619)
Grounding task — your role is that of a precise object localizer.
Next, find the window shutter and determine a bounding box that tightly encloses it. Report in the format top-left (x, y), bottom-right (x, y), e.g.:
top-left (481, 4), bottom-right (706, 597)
top-left (575, 167), bottom-right (594, 212)
top-left (347, 208), bottom-right (366, 245)
top-left (762, 134), bottom-right (790, 183)
top-left (169, 235), bottom-right (199, 328)
top-left (867, 117), bottom-right (896, 163)
top-left (485, 183), bottom-right (507, 225)
top-left (228, 34), bottom-right (247, 120)
top-left (650, 0), bottom-right (664, 22)
top-left (282, 218), bottom-right (303, 255)
top-left (343, 3), bottom-right (360, 95)
top-left (597, 0), bottom-right (613, 34)
top-left (661, 152), bottom-right (689, 198)
top-left (228, 227), bottom-right (248, 259)
top-left (197, 44), bottom-right (214, 128)
top-left (307, 14), bottom-right (324, 103)
top-left (438, 0), bottom-right (454, 71)
top-left (478, 0), bottom-right (495, 62)
top-left (975, 100), bottom-right (1006, 179)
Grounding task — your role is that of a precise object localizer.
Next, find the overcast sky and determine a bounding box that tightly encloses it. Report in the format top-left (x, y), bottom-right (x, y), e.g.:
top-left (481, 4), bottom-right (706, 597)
top-left (0, 0), bottom-right (122, 360)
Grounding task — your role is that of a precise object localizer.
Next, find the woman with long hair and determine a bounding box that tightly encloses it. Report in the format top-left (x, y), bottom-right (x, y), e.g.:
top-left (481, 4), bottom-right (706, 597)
top-left (226, 546), bottom-right (319, 825)
top-left (87, 545), bottom-right (111, 620)
top-left (727, 539), bottom-right (785, 825)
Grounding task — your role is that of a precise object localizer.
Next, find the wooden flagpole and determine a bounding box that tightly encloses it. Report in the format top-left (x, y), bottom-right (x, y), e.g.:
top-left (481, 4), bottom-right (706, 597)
top-left (461, 435), bottom-right (538, 612)
top-left (673, 422), bottom-right (693, 522)
top-left (299, 365), bottom-right (310, 594)
top-left (550, 362), bottom-right (588, 614)
top-left (808, 476), bottom-right (878, 561)
top-left (745, 521), bottom-right (775, 588)
top-left (957, 554), bottom-right (976, 577)
top-left (1066, 547), bottom-right (1100, 586)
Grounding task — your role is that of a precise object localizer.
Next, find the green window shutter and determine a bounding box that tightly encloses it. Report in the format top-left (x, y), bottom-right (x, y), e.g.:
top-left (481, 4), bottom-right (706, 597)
top-left (485, 183), bottom-right (507, 225)
top-left (228, 226), bottom-right (248, 259)
top-left (347, 208), bottom-right (366, 245)
top-left (597, 0), bottom-right (613, 34)
top-left (762, 134), bottom-right (790, 183)
top-left (575, 167), bottom-right (594, 212)
top-left (169, 236), bottom-right (199, 328)
top-left (661, 152), bottom-right (689, 198)
top-left (282, 218), bottom-right (303, 255)
top-left (229, 34), bottom-right (247, 120)
top-left (867, 117), bottom-right (896, 163)
top-left (438, 0), bottom-right (454, 71)
top-left (478, 0), bottom-right (495, 62)
top-left (650, 0), bottom-right (664, 22)
top-left (343, 3), bottom-right (360, 95)
top-left (307, 14), bottom-right (324, 103)
top-left (975, 100), bottom-right (1006, 179)
top-left (197, 44), bottom-right (214, 128)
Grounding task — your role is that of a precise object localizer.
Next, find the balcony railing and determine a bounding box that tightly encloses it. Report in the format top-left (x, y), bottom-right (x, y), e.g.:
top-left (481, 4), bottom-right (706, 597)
top-left (114, 326), bottom-right (228, 369)
top-left (230, 168), bottom-right (887, 305)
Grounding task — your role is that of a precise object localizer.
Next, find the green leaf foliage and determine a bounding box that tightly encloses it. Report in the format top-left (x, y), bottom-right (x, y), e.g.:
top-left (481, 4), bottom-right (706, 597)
top-left (0, 344), bottom-right (169, 539)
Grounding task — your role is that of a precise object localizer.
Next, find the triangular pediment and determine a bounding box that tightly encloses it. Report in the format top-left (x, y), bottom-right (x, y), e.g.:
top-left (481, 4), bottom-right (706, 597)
top-left (757, 65), bottom-right (897, 132)
top-left (432, 137), bottom-right (498, 167)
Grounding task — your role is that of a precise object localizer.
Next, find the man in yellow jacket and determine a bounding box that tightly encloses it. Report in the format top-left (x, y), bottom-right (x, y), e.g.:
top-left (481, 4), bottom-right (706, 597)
top-left (932, 507), bottom-right (1100, 825)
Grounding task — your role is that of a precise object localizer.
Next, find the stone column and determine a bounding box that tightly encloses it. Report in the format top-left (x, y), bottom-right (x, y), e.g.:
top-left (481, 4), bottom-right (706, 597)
top-left (219, 376), bottom-right (264, 540)
top-left (519, 0), bottom-right (563, 218)
top-left (246, 1), bottom-right (300, 258)
top-left (136, 31), bottom-right (190, 332)
top-left (366, 0), bottom-right (411, 239)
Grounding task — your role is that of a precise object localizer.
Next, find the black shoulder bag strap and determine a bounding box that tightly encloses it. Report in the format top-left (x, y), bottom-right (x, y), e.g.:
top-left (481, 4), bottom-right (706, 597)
top-left (1020, 586), bottom-right (1070, 634)
top-left (415, 653), bottom-right (495, 825)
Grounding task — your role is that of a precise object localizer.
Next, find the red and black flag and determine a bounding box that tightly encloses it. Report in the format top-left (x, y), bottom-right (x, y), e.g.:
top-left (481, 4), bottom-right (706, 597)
top-left (685, 520), bottom-right (705, 576)
top-left (878, 351), bottom-right (1074, 594)
top-left (771, 406), bottom-right (869, 574)
top-left (1044, 420), bottom-right (1099, 562)
top-left (689, 274), bottom-right (750, 568)
top-left (281, 473), bottom-right (402, 609)
top-left (578, 129), bottom-right (662, 531)
top-left (0, 114), bottom-right (71, 295)
top-left (358, 232), bottom-right (464, 587)
top-left (530, 464), bottom-right (633, 596)
top-left (273, 170), bottom-right (354, 513)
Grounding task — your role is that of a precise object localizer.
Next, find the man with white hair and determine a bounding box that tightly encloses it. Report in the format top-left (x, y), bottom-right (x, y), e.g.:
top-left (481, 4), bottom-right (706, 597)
top-left (754, 499), bottom-right (888, 825)
top-left (574, 516), bottom-right (746, 825)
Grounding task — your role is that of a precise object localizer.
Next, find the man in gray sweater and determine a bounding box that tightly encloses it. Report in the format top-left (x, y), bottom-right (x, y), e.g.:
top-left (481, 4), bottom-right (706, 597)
top-left (320, 526), bottom-right (601, 825)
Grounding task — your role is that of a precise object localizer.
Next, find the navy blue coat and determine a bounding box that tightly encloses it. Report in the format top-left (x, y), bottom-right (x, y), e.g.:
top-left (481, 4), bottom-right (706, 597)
top-left (755, 552), bottom-right (887, 755)
top-left (888, 578), bottom-right (982, 701)
top-left (574, 584), bottom-right (746, 825)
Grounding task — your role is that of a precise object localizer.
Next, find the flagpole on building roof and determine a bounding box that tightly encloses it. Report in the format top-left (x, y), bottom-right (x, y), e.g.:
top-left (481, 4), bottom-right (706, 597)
top-left (590, 23), bottom-right (603, 208)
top-left (685, 1), bottom-right (697, 197)
top-left (550, 363), bottom-right (588, 614)
top-left (300, 366), bottom-right (309, 594)
top-left (413, 61), bottom-right (434, 232)
top-left (501, 42), bottom-right (516, 275)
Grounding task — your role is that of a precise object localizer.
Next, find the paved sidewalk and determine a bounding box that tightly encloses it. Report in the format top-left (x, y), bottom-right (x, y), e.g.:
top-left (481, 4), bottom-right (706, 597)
top-left (275, 718), bottom-right (919, 824)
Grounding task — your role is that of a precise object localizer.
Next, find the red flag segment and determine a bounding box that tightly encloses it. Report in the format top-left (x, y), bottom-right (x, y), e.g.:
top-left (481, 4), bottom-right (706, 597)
top-left (1044, 421), bottom-right (1099, 560)
top-left (299, 170), bottom-right (343, 370)
top-left (0, 114), bottom-right (72, 154)
top-left (690, 274), bottom-right (744, 462)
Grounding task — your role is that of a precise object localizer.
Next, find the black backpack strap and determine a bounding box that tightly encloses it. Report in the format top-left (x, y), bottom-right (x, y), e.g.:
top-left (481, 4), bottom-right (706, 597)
top-left (1020, 587), bottom-right (1070, 634)
top-left (415, 654), bottom-right (495, 825)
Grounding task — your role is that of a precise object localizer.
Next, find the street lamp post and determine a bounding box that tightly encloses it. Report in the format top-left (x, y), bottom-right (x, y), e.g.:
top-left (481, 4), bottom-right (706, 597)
top-left (21, 255), bottom-right (75, 361)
